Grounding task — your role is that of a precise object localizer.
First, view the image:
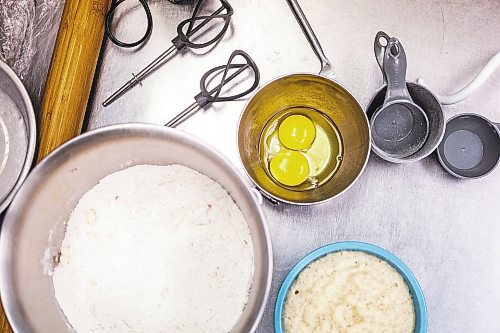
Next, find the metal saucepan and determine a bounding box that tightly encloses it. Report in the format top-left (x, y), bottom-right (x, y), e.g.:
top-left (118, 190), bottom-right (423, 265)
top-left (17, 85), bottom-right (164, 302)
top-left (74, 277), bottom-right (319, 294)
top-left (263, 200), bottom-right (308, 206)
top-left (0, 124), bottom-right (272, 333)
top-left (238, 0), bottom-right (370, 205)
top-left (367, 32), bottom-right (445, 163)
top-left (0, 60), bottom-right (36, 213)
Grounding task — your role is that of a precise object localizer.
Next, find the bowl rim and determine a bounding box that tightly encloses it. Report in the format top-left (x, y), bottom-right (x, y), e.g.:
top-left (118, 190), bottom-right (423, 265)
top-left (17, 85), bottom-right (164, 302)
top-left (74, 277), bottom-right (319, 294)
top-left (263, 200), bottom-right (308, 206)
top-left (274, 241), bottom-right (427, 333)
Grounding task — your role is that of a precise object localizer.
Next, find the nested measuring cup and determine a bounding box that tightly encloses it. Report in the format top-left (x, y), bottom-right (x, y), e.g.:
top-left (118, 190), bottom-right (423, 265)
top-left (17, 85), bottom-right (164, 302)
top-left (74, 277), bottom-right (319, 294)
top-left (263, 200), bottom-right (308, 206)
top-left (366, 32), bottom-right (445, 163)
top-left (371, 38), bottom-right (430, 159)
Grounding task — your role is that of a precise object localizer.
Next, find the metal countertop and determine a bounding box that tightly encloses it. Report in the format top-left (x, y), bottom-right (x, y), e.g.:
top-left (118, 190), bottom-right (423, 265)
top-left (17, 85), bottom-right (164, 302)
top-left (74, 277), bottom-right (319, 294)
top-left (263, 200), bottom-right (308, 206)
top-left (87, 1), bottom-right (500, 332)
top-left (18, 0), bottom-right (500, 332)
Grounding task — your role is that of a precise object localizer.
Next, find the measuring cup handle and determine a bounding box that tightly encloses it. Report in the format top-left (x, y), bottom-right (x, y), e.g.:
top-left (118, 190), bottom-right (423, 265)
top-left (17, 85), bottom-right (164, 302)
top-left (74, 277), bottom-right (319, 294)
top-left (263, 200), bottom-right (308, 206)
top-left (374, 31), bottom-right (390, 84)
top-left (383, 37), bottom-right (412, 103)
top-left (286, 0), bottom-right (334, 78)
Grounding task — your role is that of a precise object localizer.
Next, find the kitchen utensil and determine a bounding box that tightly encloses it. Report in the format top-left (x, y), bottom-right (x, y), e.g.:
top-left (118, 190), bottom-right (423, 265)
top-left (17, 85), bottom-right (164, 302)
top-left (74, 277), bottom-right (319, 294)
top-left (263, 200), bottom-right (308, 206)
top-left (274, 241), bottom-right (427, 333)
top-left (166, 50), bottom-right (259, 127)
top-left (374, 31), bottom-right (390, 84)
top-left (437, 114), bottom-right (500, 178)
top-left (37, 0), bottom-right (112, 162)
top-left (103, 0), bottom-right (233, 106)
top-left (105, 0), bottom-right (183, 48)
top-left (366, 32), bottom-right (445, 164)
top-left (238, 0), bottom-right (370, 205)
top-left (0, 124), bottom-right (272, 333)
top-left (417, 51), bottom-right (500, 105)
top-left (371, 38), bottom-right (430, 160)
top-left (0, 61), bottom-right (36, 214)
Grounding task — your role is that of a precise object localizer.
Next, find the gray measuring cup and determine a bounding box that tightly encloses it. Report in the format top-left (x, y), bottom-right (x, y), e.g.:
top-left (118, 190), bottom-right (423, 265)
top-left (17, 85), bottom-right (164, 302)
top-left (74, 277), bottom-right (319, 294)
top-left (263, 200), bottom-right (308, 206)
top-left (371, 38), bottom-right (430, 160)
top-left (437, 114), bottom-right (500, 178)
top-left (367, 32), bottom-right (445, 164)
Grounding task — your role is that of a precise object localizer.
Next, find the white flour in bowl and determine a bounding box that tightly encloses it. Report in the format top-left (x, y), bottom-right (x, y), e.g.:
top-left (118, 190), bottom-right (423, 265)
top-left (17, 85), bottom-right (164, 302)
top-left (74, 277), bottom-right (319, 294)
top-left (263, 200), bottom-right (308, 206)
top-left (52, 164), bottom-right (254, 333)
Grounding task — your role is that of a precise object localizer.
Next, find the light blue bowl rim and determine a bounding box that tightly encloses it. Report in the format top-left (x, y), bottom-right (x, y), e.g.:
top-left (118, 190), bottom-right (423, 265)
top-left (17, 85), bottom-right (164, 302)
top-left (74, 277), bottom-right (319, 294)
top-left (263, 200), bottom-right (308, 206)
top-left (274, 241), bottom-right (427, 332)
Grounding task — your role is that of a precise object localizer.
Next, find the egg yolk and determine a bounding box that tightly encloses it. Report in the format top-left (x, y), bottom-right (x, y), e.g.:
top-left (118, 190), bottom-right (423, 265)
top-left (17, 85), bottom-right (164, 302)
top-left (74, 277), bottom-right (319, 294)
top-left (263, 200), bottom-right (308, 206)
top-left (269, 150), bottom-right (310, 186)
top-left (278, 115), bottom-right (316, 150)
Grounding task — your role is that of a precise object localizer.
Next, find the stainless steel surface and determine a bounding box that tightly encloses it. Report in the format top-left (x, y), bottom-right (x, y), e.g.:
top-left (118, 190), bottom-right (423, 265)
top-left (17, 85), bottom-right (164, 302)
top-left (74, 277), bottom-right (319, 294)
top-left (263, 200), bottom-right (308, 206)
top-left (371, 38), bottom-right (430, 160)
top-left (102, 45), bottom-right (178, 106)
top-left (0, 60), bottom-right (36, 214)
top-left (76, 0), bottom-right (500, 331)
top-left (0, 124), bottom-right (272, 333)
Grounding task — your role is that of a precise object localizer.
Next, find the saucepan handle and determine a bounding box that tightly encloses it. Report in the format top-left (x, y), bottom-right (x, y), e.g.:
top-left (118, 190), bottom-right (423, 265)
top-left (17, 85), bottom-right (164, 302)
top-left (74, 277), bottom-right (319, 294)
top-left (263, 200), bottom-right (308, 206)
top-left (374, 31), bottom-right (390, 84)
top-left (254, 188), bottom-right (280, 206)
top-left (286, 0), bottom-right (334, 78)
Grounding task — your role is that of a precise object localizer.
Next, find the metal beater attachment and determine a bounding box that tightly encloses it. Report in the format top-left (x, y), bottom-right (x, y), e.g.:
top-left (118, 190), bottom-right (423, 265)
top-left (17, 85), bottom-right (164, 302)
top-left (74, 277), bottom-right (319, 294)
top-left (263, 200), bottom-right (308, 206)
top-left (105, 0), bottom-right (184, 48)
top-left (166, 50), bottom-right (260, 127)
top-left (102, 0), bottom-right (233, 107)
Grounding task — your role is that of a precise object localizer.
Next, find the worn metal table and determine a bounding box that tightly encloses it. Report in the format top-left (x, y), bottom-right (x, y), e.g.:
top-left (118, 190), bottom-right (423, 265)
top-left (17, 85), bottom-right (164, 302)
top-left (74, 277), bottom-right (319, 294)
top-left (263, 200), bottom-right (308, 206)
top-left (7, 0), bottom-right (500, 332)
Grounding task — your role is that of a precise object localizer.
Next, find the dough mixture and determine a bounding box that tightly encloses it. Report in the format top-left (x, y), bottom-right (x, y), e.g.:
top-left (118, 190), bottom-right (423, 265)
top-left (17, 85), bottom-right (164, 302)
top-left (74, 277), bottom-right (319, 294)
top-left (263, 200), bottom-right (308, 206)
top-left (283, 251), bottom-right (415, 333)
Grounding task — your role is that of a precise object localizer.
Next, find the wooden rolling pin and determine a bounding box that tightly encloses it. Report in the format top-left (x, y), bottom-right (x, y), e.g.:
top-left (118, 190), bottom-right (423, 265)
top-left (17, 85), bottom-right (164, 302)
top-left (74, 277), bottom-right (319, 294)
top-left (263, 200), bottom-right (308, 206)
top-left (0, 305), bottom-right (11, 333)
top-left (0, 1), bottom-right (111, 332)
top-left (36, 0), bottom-right (112, 162)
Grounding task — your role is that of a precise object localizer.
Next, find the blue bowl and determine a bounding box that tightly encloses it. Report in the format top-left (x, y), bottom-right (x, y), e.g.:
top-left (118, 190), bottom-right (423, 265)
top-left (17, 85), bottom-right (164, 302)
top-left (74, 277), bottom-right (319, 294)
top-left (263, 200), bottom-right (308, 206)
top-left (274, 241), bottom-right (427, 332)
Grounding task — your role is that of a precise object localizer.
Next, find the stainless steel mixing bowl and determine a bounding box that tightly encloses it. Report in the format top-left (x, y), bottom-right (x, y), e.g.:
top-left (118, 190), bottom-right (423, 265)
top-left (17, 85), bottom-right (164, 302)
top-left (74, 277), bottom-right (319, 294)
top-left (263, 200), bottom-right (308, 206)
top-left (0, 124), bottom-right (272, 333)
top-left (238, 74), bottom-right (370, 205)
top-left (0, 60), bottom-right (36, 213)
